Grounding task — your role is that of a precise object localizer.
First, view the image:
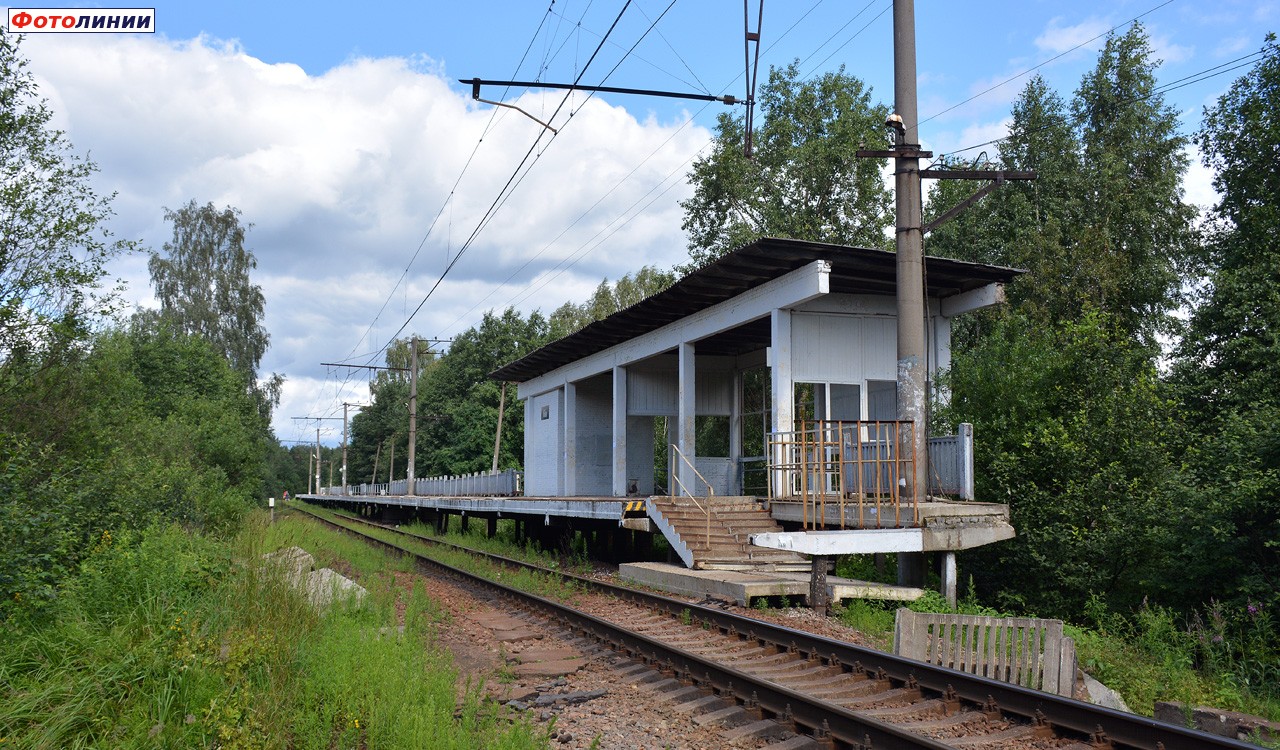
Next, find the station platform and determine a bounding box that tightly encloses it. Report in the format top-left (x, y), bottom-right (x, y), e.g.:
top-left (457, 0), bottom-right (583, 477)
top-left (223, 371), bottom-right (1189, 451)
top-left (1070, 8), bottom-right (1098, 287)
top-left (618, 561), bottom-right (925, 607)
top-left (299, 493), bottom-right (631, 523)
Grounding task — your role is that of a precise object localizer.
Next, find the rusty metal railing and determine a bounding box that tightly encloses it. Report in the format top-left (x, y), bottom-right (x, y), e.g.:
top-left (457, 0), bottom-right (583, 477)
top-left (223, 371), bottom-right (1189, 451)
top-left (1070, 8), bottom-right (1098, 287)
top-left (767, 420), bottom-right (918, 529)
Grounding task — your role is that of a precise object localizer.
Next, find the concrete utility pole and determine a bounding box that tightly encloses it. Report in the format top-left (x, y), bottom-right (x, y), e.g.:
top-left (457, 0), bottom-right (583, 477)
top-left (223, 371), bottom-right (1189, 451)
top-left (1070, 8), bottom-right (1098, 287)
top-left (491, 381), bottom-right (506, 473)
top-left (315, 428), bottom-right (322, 494)
top-left (408, 335), bottom-right (418, 495)
top-left (893, 0), bottom-right (928, 588)
top-left (341, 402), bottom-right (368, 495)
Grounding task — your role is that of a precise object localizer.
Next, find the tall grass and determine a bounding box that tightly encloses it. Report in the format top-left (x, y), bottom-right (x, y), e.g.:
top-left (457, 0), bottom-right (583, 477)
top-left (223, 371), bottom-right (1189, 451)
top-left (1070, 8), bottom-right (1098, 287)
top-left (0, 513), bottom-right (548, 749)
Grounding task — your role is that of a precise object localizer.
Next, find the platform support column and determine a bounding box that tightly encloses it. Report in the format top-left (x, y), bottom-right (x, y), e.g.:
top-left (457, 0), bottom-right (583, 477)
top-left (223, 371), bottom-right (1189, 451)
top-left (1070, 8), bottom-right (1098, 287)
top-left (809, 555), bottom-right (831, 614)
top-left (488, 516), bottom-right (498, 539)
top-left (677, 342), bottom-right (696, 495)
top-left (770, 309), bottom-right (793, 498)
top-left (564, 381), bottom-right (577, 497)
top-left (942, 551), bottom-right (957, 608)
top-left (612, 367), bottom-right (628, 496)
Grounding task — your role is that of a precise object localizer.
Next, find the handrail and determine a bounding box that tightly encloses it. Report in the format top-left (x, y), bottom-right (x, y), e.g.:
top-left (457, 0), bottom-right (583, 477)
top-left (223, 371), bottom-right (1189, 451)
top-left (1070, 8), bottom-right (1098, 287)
top-left (669, 443), bottom-right (714, 551)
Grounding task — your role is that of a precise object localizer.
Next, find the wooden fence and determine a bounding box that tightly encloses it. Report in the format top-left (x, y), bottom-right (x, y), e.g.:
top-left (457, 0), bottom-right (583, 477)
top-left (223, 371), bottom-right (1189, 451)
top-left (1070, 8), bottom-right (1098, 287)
top-left (893, 609), bottom-right (1077, 697)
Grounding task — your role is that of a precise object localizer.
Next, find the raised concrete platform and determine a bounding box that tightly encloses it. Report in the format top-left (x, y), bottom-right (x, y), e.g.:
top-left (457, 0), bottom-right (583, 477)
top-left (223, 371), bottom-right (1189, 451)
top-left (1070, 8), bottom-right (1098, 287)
top-left (618, 561), bottom-right (925, 606)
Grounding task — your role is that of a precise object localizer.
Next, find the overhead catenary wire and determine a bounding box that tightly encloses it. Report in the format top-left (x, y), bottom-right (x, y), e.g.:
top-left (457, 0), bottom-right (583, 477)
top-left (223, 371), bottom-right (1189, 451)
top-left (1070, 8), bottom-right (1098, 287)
top-left (324, 1), bottom-right (924, 419)
top-left (336, 2), bottom-right (563, 368)
top-left (442, 1), bottom-right (897, 338)
top-left (919, 0), bottom-right (1178, 127)
top-left (374, 0), bottom-right (640, 360)
top-left (940, 46), bottom-right (1268, 160)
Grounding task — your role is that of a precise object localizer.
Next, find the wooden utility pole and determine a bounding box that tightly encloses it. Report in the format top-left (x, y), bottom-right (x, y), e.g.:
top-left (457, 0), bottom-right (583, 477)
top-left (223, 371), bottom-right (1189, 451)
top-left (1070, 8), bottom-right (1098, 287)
top-left (370, 440), bottom-right (382, 484)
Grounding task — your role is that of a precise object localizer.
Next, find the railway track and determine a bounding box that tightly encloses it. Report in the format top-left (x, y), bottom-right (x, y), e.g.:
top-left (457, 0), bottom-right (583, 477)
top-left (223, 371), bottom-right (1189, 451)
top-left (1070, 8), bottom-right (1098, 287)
top-left (291, 502), bottom-right (1257, 750)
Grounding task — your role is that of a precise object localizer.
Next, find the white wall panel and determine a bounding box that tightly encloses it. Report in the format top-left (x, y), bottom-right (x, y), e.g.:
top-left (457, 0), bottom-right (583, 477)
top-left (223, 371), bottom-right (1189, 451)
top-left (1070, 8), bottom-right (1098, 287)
top-left (526, 389), bottom-right (563, 496)
top-left (573, 376), bottom-right (612, 496)
top-left (627, 366), bottom-right (678, 416)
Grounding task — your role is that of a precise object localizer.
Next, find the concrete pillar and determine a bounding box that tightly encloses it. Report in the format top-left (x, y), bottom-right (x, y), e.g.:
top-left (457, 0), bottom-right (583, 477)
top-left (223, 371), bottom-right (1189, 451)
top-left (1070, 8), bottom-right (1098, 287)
top-left (677, 342), bottom-right (697, 495)
top-left (809, 555), bottom-right (831, 614)
top-left (730, 368), bottom-right (743, 494)
top-left (487, 516), bottom-right (498, 539)
top-left (564, 381), bottom-right (578, 496)
top-left (770, 309), bottom-right (794, 497)
top-left (942, 551), bottom-right (957, 607)
top-left (612, 366), bottom-right (628, 496)
top-left (898, 552), bottom-right (925, 588)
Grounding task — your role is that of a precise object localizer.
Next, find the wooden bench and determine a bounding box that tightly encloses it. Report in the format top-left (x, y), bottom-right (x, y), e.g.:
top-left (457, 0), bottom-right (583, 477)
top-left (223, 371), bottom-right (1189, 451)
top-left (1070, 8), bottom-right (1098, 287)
top-left (893, 609), bottom-right (1077, 697)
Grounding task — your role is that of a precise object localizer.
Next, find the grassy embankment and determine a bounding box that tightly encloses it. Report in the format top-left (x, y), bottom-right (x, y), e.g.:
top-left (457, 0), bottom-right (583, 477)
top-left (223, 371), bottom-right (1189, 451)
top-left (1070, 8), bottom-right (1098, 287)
top-left (0, 511), bottom-right (548, 749)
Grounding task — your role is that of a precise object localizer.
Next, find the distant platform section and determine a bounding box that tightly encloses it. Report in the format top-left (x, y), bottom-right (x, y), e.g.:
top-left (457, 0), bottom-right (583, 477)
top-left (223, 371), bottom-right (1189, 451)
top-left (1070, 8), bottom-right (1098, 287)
top-left (619, 561), bottom-right (925, 607)
top-left (298, 493), bottom-right (628, 523)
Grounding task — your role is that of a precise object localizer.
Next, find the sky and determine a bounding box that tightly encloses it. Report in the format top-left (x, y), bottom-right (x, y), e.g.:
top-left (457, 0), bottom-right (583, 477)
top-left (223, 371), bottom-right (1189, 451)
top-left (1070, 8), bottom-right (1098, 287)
top-left (9, 0), bottom-right (1277, 447)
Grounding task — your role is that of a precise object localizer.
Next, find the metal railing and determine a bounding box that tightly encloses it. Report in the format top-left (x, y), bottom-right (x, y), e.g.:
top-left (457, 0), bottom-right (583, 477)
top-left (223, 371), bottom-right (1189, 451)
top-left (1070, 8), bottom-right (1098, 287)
top-left (320, 468), bottom-right (523, 498)
top-left (768, 420), bottom-right (918, 528)
top-left (669, 443), bottom-right (714, 550)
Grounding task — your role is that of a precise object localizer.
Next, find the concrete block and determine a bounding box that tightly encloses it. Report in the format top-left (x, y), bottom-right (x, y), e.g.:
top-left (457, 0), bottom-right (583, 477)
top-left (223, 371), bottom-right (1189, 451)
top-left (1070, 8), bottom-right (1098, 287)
top-left (262, 546), bottom-right (314, 585)
top-left (1154, 701), bottom-right (1279, 743)
top-left (304, 568), bottom-right (367, 610)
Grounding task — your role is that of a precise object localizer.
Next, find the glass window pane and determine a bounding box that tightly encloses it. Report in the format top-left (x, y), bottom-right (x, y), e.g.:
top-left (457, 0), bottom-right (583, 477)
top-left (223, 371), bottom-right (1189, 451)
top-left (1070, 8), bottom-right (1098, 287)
top-left (867, 380), bottom-right (897, 421)
top-left (830, 384), bottom-right (861, 422)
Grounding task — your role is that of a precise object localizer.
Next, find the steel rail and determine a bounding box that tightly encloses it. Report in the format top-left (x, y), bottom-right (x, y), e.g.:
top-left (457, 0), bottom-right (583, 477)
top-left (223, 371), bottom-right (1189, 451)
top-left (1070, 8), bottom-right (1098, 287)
top-left (295, 505), bottom-right (949, 749)
top-left (293, 502), bottom-right (1258, 750)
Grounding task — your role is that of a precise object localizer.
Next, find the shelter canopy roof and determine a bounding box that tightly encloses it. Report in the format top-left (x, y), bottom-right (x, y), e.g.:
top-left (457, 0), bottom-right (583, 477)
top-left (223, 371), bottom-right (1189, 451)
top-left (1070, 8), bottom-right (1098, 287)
top-left (491, 236), bottom-right (1023, 383)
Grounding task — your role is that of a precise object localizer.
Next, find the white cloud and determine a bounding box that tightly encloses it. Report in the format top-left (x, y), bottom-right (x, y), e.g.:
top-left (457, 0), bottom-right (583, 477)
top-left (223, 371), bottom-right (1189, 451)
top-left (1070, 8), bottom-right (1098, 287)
top-left (1181, 144), bottom-right (1218, 220)
top-left (1150, 34), bottom-right (1195, 66)
top-left (1035, 16), bottom-right (1111, 56)
top-left (1214, 35), bottom-right (1252, 57)
top-left (23, 33), bottom-right (712, 441)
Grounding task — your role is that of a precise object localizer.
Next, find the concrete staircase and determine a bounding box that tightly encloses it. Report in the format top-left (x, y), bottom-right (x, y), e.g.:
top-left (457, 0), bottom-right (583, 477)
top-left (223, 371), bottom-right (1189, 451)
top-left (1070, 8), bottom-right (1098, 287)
top-left (648, 496), bottom-right (810, 571)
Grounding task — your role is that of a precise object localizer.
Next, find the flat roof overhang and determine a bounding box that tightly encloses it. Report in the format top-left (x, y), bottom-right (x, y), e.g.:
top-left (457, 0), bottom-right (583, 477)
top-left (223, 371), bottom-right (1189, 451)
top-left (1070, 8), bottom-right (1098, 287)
top-left (491, 236), bottom-right (1024, 383)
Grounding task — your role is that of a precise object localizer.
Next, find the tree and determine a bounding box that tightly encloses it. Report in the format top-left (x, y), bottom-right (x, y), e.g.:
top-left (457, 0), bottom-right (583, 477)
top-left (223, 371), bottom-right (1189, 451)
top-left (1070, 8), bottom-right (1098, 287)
top-left (926, 27), bottom-right (1199, 617)
top-left (1171, 34), bottom-right (1280, 607)
top-left (1071, 25), bottom-right (1197, 341)
top-left (940, 313), bottom-right (1182, 617)
top-left (547, 265), bottom-right (674, 338)
top-left (0, 29), bottom-right (129, 383)
top-left (679, 61), bottom-right (892, 270)
top-left (418, 308), bottom-right (550, 475)
top-left (145, 200), bottom-right (282, 415)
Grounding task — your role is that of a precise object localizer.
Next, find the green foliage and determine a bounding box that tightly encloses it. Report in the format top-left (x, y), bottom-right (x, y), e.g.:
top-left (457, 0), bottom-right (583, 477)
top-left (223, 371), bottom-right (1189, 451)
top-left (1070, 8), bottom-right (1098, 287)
top-left (929, 25), bottom-right (1195, 346)
top-left (0, 518), bottom-right (547, 749)
top-left (144, 199), bottom-right (283, 419)
top-left (0, 28), bottom-right (130, 382)
top-left (679, 61), bottom-right (892, 269)
top-left (1171, 34), bottom-right (1280, 610)
top-left (0, 326), bottom-right (270, 622)
top-left (348, 308), bottom-right (552, 481)
top-left (942, 312), bottom-right (1181, 618)
top-left (547, 266), bottom-right (674, 339)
